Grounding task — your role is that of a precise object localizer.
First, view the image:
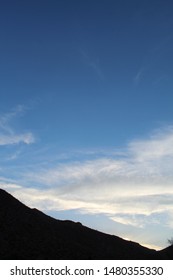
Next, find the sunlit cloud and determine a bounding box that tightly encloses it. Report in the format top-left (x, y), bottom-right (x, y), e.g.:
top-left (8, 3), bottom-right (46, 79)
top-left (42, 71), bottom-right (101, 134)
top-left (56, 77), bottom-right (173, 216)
top-left (110, 210), bottom-right (172, 229)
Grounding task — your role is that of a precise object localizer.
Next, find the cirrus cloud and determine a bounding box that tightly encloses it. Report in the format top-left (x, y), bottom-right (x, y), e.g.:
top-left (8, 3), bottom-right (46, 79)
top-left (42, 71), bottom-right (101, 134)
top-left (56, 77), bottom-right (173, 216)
top-left (0, 132), bottom-right (35, 146)
top-left (0, 105), bottom-right (35, 146)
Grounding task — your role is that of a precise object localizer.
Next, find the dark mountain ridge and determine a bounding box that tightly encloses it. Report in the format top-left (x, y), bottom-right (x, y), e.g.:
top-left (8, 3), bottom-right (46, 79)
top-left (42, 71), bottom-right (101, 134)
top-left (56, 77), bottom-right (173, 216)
top-left (0, 189), bottom-right (172, 259)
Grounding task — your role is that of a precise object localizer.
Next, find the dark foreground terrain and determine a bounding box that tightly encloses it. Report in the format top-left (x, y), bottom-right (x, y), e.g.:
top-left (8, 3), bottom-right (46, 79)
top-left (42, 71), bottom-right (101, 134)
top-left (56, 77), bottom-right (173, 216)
top-left (0, 189), bottom-right (172, 259)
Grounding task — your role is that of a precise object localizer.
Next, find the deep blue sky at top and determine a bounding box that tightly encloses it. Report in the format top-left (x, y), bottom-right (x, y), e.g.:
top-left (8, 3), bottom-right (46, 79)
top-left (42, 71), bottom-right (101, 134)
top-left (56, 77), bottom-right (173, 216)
top-left (1, 0), bottom-right (173, 150)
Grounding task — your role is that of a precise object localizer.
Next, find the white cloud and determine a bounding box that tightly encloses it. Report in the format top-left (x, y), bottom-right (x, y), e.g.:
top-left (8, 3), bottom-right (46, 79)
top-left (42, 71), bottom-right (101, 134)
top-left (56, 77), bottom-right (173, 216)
top-left (0, 105), bottom-right (25, 132)
top-left (129, 126), bottom-right (173, 161)
top-left (20, 126), bottom-right (173, 210)
top-left (0, 106), bottom-right (35, 146)
top-left (0, 182), bottom-right (22, 190)
top-left (0, 132), bottom-right (35, 146)
top-left (27, 158), bottom-right (125, 186)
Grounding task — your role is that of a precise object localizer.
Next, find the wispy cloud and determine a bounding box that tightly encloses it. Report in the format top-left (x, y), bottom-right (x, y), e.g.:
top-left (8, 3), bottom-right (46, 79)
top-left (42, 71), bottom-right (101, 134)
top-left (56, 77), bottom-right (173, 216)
top-left (0, 105), bottom-right (25, 133)
top-left (134, 68), bottom-right (144, 85)
top-left (23, 126), bottom-right (173, 192)
top-left (129, 126), bottom-right (173, 161)
top-left (4, 125), bottom-right (173, 212)
top-left (0, 105), bottom-right (35, 146)
top-left (79, 48), bottom-right (104, 79)
top-left (0, 133), bottom-right (34, 146)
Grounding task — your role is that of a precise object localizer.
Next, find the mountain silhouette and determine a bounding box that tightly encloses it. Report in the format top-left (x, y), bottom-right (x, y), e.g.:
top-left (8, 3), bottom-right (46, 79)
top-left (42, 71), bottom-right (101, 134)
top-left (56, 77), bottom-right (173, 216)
top-left (0, 188), bottom-right (172, 259)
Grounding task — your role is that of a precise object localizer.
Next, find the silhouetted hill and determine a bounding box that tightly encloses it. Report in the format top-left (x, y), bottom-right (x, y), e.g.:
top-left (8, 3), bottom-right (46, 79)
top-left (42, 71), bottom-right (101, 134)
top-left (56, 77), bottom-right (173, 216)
top-left (156, 245), bottom-right (173, 259)
top-left (0, 189), bottom-right (172, 259)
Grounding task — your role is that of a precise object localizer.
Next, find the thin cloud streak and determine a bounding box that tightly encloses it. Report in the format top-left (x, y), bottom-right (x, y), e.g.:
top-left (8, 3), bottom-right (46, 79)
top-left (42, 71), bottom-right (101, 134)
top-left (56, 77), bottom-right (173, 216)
top-left (0, 105), bottom-right (35, 146)
top-left (0, 105), bottom-right (25, 132)
top-left (134, 68), bottom-right (144, 85)
top-left (0, 132), bottom-right (35, 146)
top-left (79, 48), bottom-right (104, 79)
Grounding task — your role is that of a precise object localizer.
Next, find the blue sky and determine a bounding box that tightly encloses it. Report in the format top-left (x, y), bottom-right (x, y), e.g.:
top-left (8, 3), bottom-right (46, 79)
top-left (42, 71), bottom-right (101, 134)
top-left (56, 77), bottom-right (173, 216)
top-left (1, 0), bottom-right (173, 249)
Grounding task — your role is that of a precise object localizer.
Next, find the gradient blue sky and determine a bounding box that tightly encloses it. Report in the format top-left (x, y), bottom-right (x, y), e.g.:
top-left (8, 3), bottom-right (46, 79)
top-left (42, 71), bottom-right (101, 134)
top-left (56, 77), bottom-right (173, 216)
top-left (1, 0), bottom-right (173, 249)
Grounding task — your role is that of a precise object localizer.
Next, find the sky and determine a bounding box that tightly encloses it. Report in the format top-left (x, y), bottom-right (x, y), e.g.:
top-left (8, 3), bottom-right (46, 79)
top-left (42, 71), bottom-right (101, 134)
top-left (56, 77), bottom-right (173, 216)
top-left (0, 0), bottom-right (173, 250)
